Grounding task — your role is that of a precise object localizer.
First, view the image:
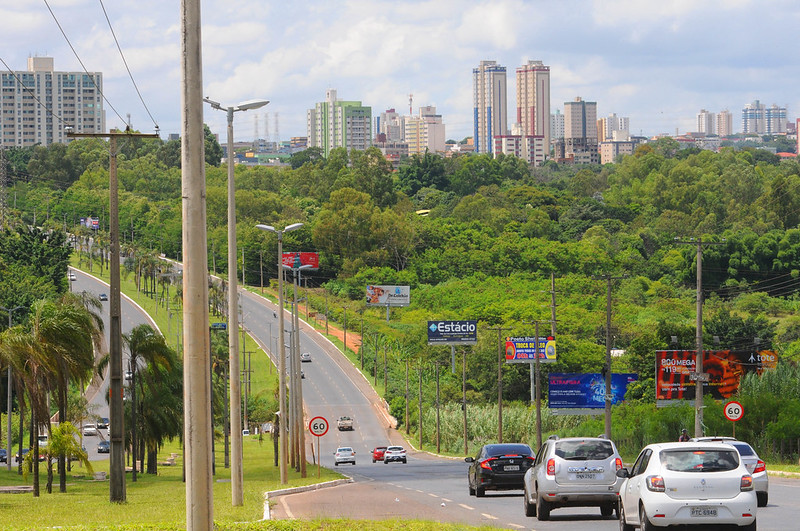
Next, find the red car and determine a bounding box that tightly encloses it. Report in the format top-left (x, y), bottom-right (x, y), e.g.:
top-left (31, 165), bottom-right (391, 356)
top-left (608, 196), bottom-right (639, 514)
top-left (372, 446), bottom-right (387, 463)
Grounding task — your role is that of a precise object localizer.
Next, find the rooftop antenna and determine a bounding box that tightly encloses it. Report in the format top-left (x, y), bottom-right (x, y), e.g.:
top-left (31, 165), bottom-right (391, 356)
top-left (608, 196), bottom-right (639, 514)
top-left (408, 94), bottom-right (413, 115)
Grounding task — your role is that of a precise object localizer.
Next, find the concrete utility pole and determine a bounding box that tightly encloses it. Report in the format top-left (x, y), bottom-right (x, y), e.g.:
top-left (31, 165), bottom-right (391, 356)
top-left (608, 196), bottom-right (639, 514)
top-left (676, 238), bottom-right (724, 438)
top-left (202, 95), bottom-right (268, 507)
top-left (1, 305), bottom-right (23, 472)
top-left (67, 128), bottom-right (158, 503)
top-left (181, 1), bottom-right (213, 526)
top-left (487, 325), bottom-right (511, 443)
top-left (596, 274), bottom-right (626, 440)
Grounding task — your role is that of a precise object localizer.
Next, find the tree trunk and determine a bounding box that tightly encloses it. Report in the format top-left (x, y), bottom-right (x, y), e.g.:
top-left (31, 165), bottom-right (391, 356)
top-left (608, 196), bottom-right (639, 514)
top-left (147, 448), bottom-right (158, 474)
top-left (59, 384), bottom-right (67, 492)
top-left (32, 408), bottom-right (39, 497)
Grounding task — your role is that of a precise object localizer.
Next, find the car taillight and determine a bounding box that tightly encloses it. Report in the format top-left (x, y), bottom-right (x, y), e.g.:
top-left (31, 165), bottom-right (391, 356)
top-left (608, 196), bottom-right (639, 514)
top-left (546, 458), bottom-right (555, 477)
top-left (479, 458), bottom-right (496, 470)
top-left (646, 475), bottom-right (665, 492)
top-left (753, 460), bottom-right (766, 474)
top-left (615, 457), bottom-right (622, 471)
top-left (741, 475), bottom-right (754, 491)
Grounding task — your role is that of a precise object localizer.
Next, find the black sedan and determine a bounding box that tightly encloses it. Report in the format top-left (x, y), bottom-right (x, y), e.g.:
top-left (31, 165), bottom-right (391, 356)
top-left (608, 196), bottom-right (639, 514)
top-left (465, 443), bottom-right (535, 497)
top-left (97, 440), bottom-right (110, 454)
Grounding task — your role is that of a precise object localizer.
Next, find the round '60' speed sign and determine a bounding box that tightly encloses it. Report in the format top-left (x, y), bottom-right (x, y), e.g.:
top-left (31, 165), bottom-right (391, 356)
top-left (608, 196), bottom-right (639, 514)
top-left (724, 400), bottom-right (744, 422)
top-left (309, 416), bottom-right (329, 437)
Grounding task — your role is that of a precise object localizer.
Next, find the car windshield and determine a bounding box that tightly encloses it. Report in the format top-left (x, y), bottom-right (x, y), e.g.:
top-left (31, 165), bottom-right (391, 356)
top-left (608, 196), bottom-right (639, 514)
top-left (660, 449), bottom-right (739, 472)
top-left (554, 440), bottom-right (613, 460)
top-left (486, 443), bottom-right (532, 457)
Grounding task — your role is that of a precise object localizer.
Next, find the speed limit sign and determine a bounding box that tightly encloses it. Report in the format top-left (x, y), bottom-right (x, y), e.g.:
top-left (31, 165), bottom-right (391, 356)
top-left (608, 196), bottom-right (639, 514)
top-left (724, 401), bottom-right (744, 422)
top-left (309, 416), bottom-right (329, 437)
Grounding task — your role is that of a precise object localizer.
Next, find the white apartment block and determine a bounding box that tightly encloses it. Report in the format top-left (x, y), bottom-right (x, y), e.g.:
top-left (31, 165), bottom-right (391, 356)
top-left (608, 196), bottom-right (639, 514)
top-left (377, 108), bottom-right (404, 142)
top-left (473, 60), bottom-right (507, 154)
top-left (600, 141), bottom-right (636, 164)
top-left (515, 60), bottom-right (550, 150)
top-left (1, 57), bottom-right (104, 147)
top-left (717, 110), bottom-right (733, 136)
top-left (598, 113), bottom-right (630, 141)
top-left (307, 88), bottom-right (371, 157)
top-left (404, 105), bottom-right (446, 155)
top-left (494, 135), bottom-right (546, 166)
top-left (550, 109), bottom-right (564, 143)
top-left (697, 109), bottom-right (716, 135)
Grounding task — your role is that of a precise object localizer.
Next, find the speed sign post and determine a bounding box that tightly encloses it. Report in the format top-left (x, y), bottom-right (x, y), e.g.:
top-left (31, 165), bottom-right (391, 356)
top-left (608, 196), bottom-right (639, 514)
top-left (724, 401), bottom-right (744, 438)
top-left (308, 416), bottom-right (329, 477)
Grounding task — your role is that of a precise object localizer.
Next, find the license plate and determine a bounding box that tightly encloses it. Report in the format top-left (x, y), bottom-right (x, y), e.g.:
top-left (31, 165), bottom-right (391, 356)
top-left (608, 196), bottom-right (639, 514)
top-left (504, 465), bottom-right (520, 471)
top-left (690, 507), bottom-right (717, 517)
top-left (571, 473), bottom-right (596, 480)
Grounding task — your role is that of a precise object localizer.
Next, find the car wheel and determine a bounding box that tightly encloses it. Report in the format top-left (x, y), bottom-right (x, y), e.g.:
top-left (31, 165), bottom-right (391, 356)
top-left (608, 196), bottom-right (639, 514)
top-left (757, 491), bottom-right (768, 507)
top-left (402, 459), bottom-right (406, 464)
top-left (536, 495), bottom-right (550, 521)
top-left (372, 459), bottom-right (375, 463)
top-left (740, 519), bottom-right (757, 531)
top-left (601, 503), bottom-right (614, 517)
top-left (476, 486), bottom-right (485, 497)
top-left (639, 504), bottom-right (657, 531)
top-left (619, 500), bottom-right (635, 531)
top-left (523, 488), bottom-right (536, 517)
top-left (335, 462), bottom-right (338, 466)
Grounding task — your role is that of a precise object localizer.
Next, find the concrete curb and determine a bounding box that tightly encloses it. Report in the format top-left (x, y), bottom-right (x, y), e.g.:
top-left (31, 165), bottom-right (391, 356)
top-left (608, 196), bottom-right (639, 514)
top-left (262, 477), bottom-right (354, 520)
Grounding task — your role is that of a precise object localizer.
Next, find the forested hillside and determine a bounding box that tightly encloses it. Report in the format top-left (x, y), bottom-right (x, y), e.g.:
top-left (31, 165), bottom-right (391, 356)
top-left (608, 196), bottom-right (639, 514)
top-left (4, 135), bottom-right (800, 458)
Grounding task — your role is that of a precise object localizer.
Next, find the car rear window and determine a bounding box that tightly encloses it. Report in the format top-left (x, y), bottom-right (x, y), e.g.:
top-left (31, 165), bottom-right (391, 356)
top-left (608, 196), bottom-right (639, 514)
top-left (486, 444), bottom-right (533, 457)
top-left (660, 449), bottom-right (739, 472)
top-left (731, 443), bottom-right (755, 456)
top-left (387, 446), bottom-right (403, 451)
top-left (554, 440), bottom-right (613, 460)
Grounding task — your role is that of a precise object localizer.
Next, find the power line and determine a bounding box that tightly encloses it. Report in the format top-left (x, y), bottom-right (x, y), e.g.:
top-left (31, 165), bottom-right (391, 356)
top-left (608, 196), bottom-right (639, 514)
top-left (98, 0), bottom-right (159, 132)
top-left (42, 0), bottom-right (128, 126)
top-left (0, 55), bottom-right (70, 128)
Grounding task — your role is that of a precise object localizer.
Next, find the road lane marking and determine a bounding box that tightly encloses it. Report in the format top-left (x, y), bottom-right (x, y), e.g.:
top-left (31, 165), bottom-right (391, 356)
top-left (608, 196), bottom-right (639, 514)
top-left (441, 497), bottom-right (452, 502)
top-left (428, 493), bottom-right (439, 498)
top-left (459, 503), bottom-right (475, 510)
top-left (480, 513), bottom-right (498, 520)
top-left (507, 524), bottom-right (524, 529)
top-left (280, 496), bottom-right (294, 519)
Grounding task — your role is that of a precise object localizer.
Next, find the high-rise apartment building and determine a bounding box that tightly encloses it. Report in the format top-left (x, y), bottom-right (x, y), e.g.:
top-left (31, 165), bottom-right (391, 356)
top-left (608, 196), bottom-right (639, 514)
top-left (697, 109), bottom-right (716, 135)
top-left (598, 113), bottom-right (630, 141)
top-left (307, 89), bottom-right (371, 157)
top-left (473, 60), bottom-right (507, 154)
top-left (404, 105), bottom-right (446, 155)
top-left (0, 57), bottom-right (104, 147)
top-left (716, 110), bottom-right (732, 136)
top-left (515, 60), bottom-right (550, 150)
top-left (376, 108), bottom-right (404, 142)
top-left (564, 97), bottom-right (597, 140)
top-left (766, 104), bottom-right (787, 135)
top-left (742, 100), bottom-right (766, 134)
top-left (550, 109), bottom-right (564, 144)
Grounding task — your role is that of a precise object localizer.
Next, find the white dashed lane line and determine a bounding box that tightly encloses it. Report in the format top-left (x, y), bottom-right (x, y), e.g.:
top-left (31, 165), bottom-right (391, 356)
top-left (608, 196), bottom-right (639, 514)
top-left (507, 524), bottom-right (525, 529)
top-left (459, 503), bottom-right (474, 510)
top-left (480, 513), bottom-right (498, 520)
top-left (441, 497), bottom-right (452, 502)
top-left (427, 493), bottom-right (439, 498)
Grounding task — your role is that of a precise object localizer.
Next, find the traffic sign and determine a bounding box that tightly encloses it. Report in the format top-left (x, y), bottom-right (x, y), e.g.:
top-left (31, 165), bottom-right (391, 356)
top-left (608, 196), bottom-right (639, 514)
top-left (308, 416), bottom-right (329, 437)
top-left (211, 322), bottom-right (227, 330)
top-left (724, 400), bottom-right (744, 422)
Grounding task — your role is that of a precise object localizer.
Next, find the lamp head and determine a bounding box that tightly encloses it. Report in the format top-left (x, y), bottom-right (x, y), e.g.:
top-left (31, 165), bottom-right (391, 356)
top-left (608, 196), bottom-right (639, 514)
top-left (236, 99), bottom-right (269, 112)
top-left (256, 224), bottom-right (276, 234)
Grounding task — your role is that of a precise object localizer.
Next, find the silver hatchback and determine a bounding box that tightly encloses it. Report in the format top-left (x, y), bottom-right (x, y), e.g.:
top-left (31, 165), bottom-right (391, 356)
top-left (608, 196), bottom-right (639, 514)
top-left (691, 436), bottom-right (769, 507)
top-left (523, 436), bottom-right (624, 520)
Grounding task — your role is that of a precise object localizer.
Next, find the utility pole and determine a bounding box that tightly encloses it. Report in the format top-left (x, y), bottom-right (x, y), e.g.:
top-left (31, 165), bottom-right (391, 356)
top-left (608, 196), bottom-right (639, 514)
top-left (677, 238), bottom-right (724, 438)
top-left (487, 325), bottom-right (511, 443)
top-left (462, 347), bottom-right (468, 455)
top-left (2, 305), bottom-right (24, 473)
top-left (68, 128), bottom-right (159, 504)
top-left (595, 274), bottom-right (626, 440)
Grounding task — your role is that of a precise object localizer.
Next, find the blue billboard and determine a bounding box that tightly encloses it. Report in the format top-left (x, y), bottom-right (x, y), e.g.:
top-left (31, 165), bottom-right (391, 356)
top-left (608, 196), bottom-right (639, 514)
top-left (427, 320), bottom-right (477, 345)
top-left (548, 373), bottom-right (638, 409)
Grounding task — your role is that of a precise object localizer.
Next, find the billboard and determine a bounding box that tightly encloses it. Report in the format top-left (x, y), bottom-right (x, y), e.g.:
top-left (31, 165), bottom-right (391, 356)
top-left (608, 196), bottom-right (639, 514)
top-left (549, 373), bottom-right (638, 409)
top-left (427, 320), bottom-right (477, 345)
top-left (366, 285), bottom-right (410, 307)
top-left (281, 252), bottom-right (319, 270)
top-left (505, 336), bottom-right (557, 364)
top-left (656, 349), bottom-right (778, 401)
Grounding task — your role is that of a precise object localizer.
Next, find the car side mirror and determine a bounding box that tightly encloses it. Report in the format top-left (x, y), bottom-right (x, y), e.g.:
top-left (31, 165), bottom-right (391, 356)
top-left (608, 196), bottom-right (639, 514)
top-left (616, 467), bottom-right (630, 478)
top-left (465, 457), bottom-right (475, 463)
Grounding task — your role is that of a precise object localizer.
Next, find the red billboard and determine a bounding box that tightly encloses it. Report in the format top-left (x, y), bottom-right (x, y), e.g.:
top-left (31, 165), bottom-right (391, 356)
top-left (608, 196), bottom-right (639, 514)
top-left (281, 252), bottom-right (319, 270)
top-left (656, 350), bottom-right (777, 401)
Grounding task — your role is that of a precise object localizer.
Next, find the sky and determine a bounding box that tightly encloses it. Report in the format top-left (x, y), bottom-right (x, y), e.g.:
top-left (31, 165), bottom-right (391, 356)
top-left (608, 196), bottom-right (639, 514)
top-left (5, 0), bottom-right (800, 143)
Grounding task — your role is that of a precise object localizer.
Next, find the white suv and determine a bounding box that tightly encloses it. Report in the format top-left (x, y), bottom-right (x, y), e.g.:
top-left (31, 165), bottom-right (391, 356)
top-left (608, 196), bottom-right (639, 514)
top-left (523, 436), bottom-right (623, 520)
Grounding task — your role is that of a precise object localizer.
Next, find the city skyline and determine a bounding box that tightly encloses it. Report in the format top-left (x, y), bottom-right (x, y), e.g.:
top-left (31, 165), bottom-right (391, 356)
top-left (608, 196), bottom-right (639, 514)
top-left (5, 0), bottom-right (800, 143)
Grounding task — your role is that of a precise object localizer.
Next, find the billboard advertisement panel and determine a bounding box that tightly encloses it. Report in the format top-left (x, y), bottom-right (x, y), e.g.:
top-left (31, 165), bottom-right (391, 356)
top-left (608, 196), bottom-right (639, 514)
top-left (366, 285), bottom-right (410, 307)
top-left (549, 373), bottom-right (638, 409)
top-left (656, 349), bottom-right (778, 401)
top-left (505, 336), bottom-right (557, 363)
top-left (281, 252), bottom-right (319, 270)
top-left (427, 320), bottom-right (477, 345)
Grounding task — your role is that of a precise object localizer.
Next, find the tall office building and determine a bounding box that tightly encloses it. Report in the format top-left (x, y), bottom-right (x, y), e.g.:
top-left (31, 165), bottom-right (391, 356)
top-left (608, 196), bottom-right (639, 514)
top-left (307, 89), bottom-right (372, 157)
top-left (473, 60), bottom-right (507, 154)
top-left (515, 60), bottom-right (550, 150)
top-left (716, 110), bottom-right (733, 136)
top-left (697, 109), bottom-right (716, 135)
top-left (0, 57), bottom-right (104, 147)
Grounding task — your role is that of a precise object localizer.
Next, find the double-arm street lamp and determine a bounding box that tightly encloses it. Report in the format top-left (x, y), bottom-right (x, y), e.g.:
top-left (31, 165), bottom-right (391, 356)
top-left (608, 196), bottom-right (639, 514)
top-left (256, 222), bottom-right (303, 484)
top-left (204, 96), bottom-right (268, 506)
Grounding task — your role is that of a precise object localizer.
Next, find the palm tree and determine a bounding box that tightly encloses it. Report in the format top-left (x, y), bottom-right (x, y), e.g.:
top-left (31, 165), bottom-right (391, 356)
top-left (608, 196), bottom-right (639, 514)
top-left (124, 324), bottom-right (175, 480)
top-left (42, 422), bottom-right (92, 493)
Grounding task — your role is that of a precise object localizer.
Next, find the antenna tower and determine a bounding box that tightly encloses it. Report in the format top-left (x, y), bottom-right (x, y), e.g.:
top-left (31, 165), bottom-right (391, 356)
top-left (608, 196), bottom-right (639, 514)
top-left (264, 112), bottom-right (270, 143)
top-left (254, 114), bottom-right (259, 140)
top-left (408, 94), bottom-right (413, 115)
top-left (274, 112), bottom-right (280, 145)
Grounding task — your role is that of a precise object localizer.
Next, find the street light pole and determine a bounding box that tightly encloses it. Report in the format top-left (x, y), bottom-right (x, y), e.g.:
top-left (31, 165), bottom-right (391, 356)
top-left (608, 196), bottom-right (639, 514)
top-left (284, 263), bottom-right (311, 477)
top-left (256, 222), bottom-right (303, 485)
top-left (204, 96), bottom-right (268, 507)
top-left (1, 305), bottom-right (23, 472)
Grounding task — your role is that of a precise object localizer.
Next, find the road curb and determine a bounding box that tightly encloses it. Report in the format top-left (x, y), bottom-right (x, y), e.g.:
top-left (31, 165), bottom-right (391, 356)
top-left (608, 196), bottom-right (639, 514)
top-left (263, 477), bottom-right (354, 520)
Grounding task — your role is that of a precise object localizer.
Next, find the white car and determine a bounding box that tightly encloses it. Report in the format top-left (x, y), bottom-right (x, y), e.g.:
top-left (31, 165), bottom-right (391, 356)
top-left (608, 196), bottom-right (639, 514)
top-left (618, 441), bottom-right (757, 531)
top-left (692, 436), bottom-right (769, 507)
top-left (83, 424), bottom-right (98, 436)
top-left (68, 272), bottom-right (77, 281)
top-left (300, 352), bottom-right (311, 362)
top-left (383, 446), bottom-right (407, 464)
top-left (334, 447), bottom-right (356, 466)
